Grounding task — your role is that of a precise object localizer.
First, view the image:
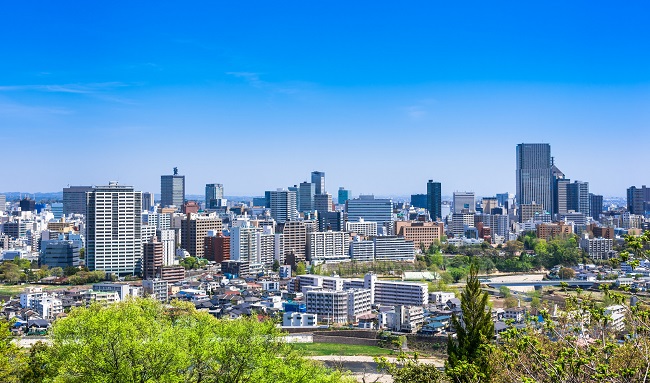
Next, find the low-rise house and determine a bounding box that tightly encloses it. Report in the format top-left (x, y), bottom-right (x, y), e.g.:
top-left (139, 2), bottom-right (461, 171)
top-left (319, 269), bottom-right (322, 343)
top-left (283, 312), bottom-right (317, 327)
top-left (503, 307), bottom-right (526, 323)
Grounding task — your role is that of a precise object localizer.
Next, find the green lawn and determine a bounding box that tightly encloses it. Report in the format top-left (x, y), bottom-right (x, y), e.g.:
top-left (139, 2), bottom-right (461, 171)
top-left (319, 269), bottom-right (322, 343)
top-left (292, 342), bottom-right (397, 356)
top-left (0, 283), bottom-right (91, 297)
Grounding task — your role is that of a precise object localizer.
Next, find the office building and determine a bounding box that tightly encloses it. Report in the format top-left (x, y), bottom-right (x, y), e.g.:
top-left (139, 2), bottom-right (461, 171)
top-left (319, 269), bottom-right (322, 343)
top-left (451, 213), bottom-right (475, 237)
top-left (395, 221), bottom-right (444, 250)
top-left (516, 143), bottom-right (552, 214)
top-left (180, 213), bottom-right (222, 258)
top-left (86, 182), bottom-right (142, 276)
top-left (318, 211), bottom-right (344, 232)
top-left (536, 223), bottom-right (573, 240)
top-left (0, 194), bottom-right (5, 212)
top-left (311, 171), bottom-right (326, 195)
top-left (554, 177), bottom-right (570, 216)
top-left (338, 187), bottom-right (350, 205)
top-left (590, 194), bottom-right (603, 220)
top-left (627, 185), bottom-right (649, 216)
top-left (20, 198), bottom-right (35, 212)
top-left (453, 191), bottom-right (475, 214)
top-left (314, 193), bottom-right (333, 214)
top-left (39, 240), bottom-right (80, 268)
top-left (427, 180), bottom-right (442, 221)
top-left (268, 189), bottom-right (298, 223)
top-left (63, 186), bottom-right (94, 216)
top-left (410, 194), bottom-right (427, 209)
top-left (142, 192), bottom-right (153, 212)
top-left (161, 167), bottom-right (185, 208)
top-left (205, 183), bottom-right (224, 209)
top-left (50, 203), bottom-right (63, 220)
top-left (346, 195), bottom-right (392, 225)
top-left (307, 231), bottom-right (350, 264)
top-left (298, 182), bottom-right (315, 212)
top-left (567, 181), bottom-right (590, 217)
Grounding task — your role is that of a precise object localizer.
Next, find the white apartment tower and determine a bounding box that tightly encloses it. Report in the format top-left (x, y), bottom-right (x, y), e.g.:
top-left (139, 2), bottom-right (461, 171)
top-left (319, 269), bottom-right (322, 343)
top-left (86, 182), bottom-right (142, 276)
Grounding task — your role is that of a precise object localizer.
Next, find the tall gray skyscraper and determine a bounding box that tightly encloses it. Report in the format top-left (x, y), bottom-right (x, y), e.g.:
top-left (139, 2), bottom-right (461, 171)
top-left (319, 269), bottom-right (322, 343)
top-left (311, 171), bottom-right (325, 195)
top-left (142, 192), bottom-right (153, 212)
top-left (63, 186), bottom-right (94, 216)
top-left (516, 143), bottom-right (552, 213)
top-left (427, 180), bottom-right (442, 220)
top-left (268, 189), bottom-right (297, 223)
top-left (205, 183), bottom-right (224, 208)
top-left (86, 182), bottom-right (142, 276)
top-left (299, 182), bottom-right (315, 212)
top-left (453, 191), bottom-right (475, 214)
top-left (567, 181), bottom-right (590, 216)
top-left (161, 167), bottom-right (185, 208)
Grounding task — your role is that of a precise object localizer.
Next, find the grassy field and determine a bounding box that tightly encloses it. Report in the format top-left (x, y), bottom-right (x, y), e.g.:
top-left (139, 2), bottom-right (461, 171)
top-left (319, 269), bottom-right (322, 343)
top-left (292, 343), bottom-right (397, 357)
top-left (0, 283), bottom-right (90, 297)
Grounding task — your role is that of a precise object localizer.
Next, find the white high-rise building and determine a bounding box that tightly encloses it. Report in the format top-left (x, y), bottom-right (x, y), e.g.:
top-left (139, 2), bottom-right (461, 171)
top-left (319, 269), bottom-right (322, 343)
top-left (346, 219), bottom-right (378, 237)
top-left (308, 231), bottom-right (350, 264)
top-left (157, 229), bottom-right (176, 266)
top-left (86, 182), bottom-right (142, 276)
top-left (453, 191), bottom-right (475, 214)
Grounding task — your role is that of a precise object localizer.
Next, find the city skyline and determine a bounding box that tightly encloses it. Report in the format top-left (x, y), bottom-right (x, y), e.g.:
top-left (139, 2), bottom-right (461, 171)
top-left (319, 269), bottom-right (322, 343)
top-left (1, 3), bottom-right (648, 196)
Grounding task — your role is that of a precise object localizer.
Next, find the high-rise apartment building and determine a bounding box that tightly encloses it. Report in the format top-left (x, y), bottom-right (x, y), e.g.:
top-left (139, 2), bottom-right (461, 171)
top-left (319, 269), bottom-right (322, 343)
top-left (63, 186), bottom-right (94, 216)
top-left (453, 192), bottom-right (475, 214)
top-left (516, 143), bottom-right (552, 214)
top-left (205, 183), bottom-right (224, 209)
top-left (298, 182), bottom-right (315, 212)
top-left (180, 213), bottom-right (222, 258)
top-left (307, 231), bottom-right (350, 264)
top-left (311, 171), bottom-right (326, 195)
top-left (86, 182), bottom-right (142, 276)
top-left (268, 189), bottom-right (297, 223)
top-left (426, 181), bottom-right (442, 221)
top-left (142, 236), bottom-right (163, 280)
top-left (338, 187), bottom-right (350, 205)
top-left (161, 167), bottom-right (185, 208)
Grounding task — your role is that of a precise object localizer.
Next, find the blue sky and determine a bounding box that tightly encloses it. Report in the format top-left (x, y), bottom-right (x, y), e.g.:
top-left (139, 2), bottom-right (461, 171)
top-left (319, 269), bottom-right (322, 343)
top-left (1, 2), bottom-right (648, 197)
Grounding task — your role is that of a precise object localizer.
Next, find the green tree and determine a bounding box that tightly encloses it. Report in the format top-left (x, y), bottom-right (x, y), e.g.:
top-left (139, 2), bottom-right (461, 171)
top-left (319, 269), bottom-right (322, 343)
top-left (272, 260), bottom-right (280, 272)
top-left (295, 262), bottom-right (307, 275)
top-left (558, 267), bottom-right (575, 280)
top-left (0, 262), bottom-right (21, 283)
top-left (448, 267), bottom-right (468, 283)
top-left (446, 263), bottom-right (494, 383)
top-left (499, 286), bottom-right (511, 298)
top-left (0, 320), bottom-right (24, 383)
top-left (40, 299), bottom-right (350, 383)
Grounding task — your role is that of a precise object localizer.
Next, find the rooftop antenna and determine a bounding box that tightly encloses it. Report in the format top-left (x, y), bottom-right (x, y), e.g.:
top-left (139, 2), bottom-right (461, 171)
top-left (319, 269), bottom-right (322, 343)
top-left (173, 167), bottom-right (178, 176)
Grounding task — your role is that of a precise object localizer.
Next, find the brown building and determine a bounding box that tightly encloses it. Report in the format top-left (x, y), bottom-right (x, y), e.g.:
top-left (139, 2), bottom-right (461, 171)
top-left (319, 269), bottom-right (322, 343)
top-left (395, 221), bottom-right (445, 250)
top-left (182, 201), bottom-right (200, 214)
top-left (536, 222), bottom-right (573, 240)
top-left (160, 265), bottom-right (185, 283)
top-left (180, 213), bottom-right (223, 258)
top-left (282, 221), bottom-right (317, 266)
top-left (520, 203), bottom-right (545, 222)
top-left (47, 220), bottom-right (76, 235)
top-left (143, 237), bottom-right (163, 279)
top-left (591, 225), bottom-right (615, 240)
top-left (204, 232), bottom-right (230, 263)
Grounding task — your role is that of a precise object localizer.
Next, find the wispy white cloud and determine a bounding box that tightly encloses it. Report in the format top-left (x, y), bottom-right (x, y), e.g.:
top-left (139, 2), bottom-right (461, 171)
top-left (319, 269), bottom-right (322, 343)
top-left (0, 82), bottom-right (130, 94)
top-left (402, 98), bottom-right (438, 121)
top-left (226, 72), bottom-right (310, 95)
